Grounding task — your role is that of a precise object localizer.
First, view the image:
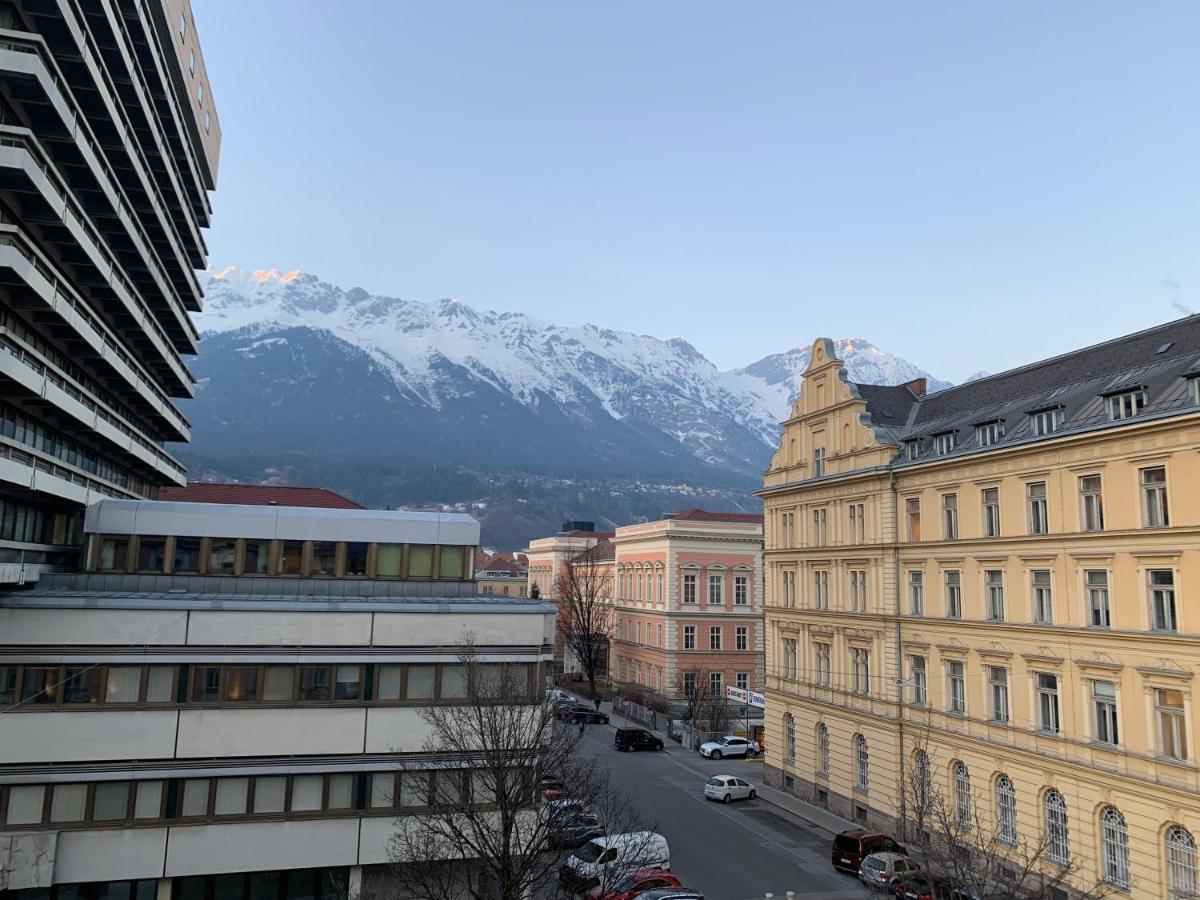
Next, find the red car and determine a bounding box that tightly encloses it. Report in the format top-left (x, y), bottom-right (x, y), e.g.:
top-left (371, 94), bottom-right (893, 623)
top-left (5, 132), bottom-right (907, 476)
top-left (542, 775), bottom-right (566, 801)
top-left (585, 868), bottom-right (683, 900)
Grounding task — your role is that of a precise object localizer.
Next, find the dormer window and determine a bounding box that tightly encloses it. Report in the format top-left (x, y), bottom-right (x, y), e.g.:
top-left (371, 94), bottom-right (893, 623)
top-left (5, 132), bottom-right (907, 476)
top-left (933, 431), bottom-right (957, 456)
top-left (905, 439), bottom-right (920, 461)
top-left (1030, 407), bottom-right (1063, 436)
top-left (975, 421), bottom-right (1004, 447)
top-left (1106, 388), bottom-right (1146, 421)
top-left (1190, 376), bottom-right (1200, 406)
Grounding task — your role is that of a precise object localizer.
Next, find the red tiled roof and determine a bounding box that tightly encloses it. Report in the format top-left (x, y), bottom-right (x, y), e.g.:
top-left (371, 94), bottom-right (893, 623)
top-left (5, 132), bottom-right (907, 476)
top-left (156, 482), bottom-right (365, 510)
top-left (672, 508), bottom-right (763, 524)
top-left (480, 557), bottom-right (522, 575)
top-left (559, 530), bottom-right (615, 539)
top-left (586, 538), bottom-right (616, 561)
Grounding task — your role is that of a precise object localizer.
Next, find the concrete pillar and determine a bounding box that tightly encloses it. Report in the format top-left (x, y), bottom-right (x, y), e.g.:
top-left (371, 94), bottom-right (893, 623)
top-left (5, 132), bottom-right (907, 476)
top-left (156, 878), bottom-right (173, 900)
top-left (347, 865), bottom-right (363, 900)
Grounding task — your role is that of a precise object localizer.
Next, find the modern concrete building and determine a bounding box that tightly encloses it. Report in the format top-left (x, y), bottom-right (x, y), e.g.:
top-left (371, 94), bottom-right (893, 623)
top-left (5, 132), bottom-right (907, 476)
top-left (762, 323), bottom-right (1200, 897)
top-left (0, 0), bottom-right (220, 585)
top-left (0, 499), bottom-right (556, 900)
top-left (610, 509), bottom-right (764, 707)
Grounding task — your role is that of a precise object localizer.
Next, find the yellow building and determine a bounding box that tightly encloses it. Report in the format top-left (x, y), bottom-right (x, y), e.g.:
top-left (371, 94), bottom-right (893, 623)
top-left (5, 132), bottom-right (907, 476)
top-left (762, 327), bottom-right (1200, 898)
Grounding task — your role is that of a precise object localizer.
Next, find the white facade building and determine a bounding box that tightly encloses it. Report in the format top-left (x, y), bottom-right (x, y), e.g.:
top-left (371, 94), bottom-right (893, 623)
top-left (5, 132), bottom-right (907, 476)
top-left (0, 500), bottom-right (555, 900)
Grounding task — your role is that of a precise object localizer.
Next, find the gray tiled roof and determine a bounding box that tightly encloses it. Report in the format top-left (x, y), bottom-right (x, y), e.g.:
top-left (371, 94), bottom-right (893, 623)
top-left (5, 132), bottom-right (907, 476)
top-left (854, 314), bottom-right (1200, 465)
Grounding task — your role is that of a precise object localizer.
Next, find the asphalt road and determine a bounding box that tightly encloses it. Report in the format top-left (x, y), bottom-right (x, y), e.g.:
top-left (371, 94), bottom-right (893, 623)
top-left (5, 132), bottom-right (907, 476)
top-left (579, 722), bottom-right (868, 900)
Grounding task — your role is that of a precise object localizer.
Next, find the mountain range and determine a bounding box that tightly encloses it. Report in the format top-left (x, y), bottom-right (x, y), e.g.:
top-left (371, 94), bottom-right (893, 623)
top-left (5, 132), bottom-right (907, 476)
top-left (177, 268), bottom-right (950, 546)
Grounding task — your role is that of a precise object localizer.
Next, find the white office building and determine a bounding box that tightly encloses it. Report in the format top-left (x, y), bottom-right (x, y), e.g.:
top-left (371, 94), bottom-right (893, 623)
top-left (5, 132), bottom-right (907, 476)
top-left (0, 499), bottom-right (556, 900)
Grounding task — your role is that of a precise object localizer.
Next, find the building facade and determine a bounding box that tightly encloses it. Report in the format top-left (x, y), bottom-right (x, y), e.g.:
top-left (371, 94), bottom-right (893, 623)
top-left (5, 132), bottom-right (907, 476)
top-left (0, 499), bottom-right (555, 900)
top-left (0, 0), bottom-right (219, 584)
top-left (762, 327), bottom-right (1200, 897)
top-left (475, 552), bottom-right (529, 598)
top-left (610, 509), bottom-right (764, 705)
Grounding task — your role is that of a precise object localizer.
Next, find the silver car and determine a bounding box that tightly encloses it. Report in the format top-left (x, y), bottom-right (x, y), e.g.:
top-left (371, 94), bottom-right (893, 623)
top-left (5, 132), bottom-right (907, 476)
top-left (858, 852), bottom-right (921, 891)
top-left (697, 736), bottom-right (756, 759)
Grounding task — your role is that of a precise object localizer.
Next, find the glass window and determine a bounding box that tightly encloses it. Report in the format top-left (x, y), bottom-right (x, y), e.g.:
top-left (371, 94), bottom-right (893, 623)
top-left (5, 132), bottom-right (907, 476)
top-left (945, 570), bottom-right (962, 618)
top-left (1151, 570), bottom-right (1178, 632)
top-left (934, 431), bottom-right (956, 455)
top-left (1037, 673), bottom-right (1060, 733)
top-left (911, 657), bottom-right (927, 706)
top-left (99, 536), bottom-right (129, 571)
top-left (208, 539), bottom-right (237, 574)
top-left (1167, 826), bottom-right (1198, 899)
top-left (1142, 466), bottom-right (1170, 527)
top-left (682, 572), bottom-right (698, 603)
top-left (173, 537), bottom-right (201, 573)
top-left (192, 666), bottom-right (221, 703)
top-left (223, 666), bottom-right (259, 702)
top-left (0, 666), bottom-right (15, 705)
top-left (399, 772), bottom-right (429, 807)
top-left (408, 545), bottom-right (433, 578)
top-left (181, 779), bottom-right (209, 817)
top-left (856, 735), bottom-right (869, 791)
top-left (1045, 789), bottom-right (1070, 863)
top-left (21, 666), bottom-right (59, 705)
top-left (909, 571), bottom-right (923, 615)
top-left (441, 665), bottom-right (467, 699)
top-left (63, 666), bottom-right (101, 704)
top-left (214, 778), bottom-right (249, 815)
top-left (1159, 689), bottom-right (1188, 760)
top-left (995, 775), bottom-right (1017, 845)
top-left (5, 784), bottom-right (44, 824)
top-left (311, 542), bottom-right (337, 576)
top-left (136, 537), bottom-right (167, 572)
top-left (987, 570), bottom-right (1005, 620)
top-left (439, 546), bottom-right (465, 579)
top-left (1087, 570), bottom-right (1111, 627)
top-left (263, 541), bottom-right (297, 577)
top-left (976, 421), bottom-right (1003, 447)
top-left (708, 573), bottom-right (723, 604)
top-left (435, 770), bottom-right (463, 806)
top-left (989, 666), bottom-right (1009, 723)
top-left (1093, 680), bottom-right (1119, 745)
top-left (106, 667), bottom-right (141, 703)
top-left (1080, 475), bottom-right (1104, 531)
top-left (299, 666), bottom-right (331, 701)
top-left (290, 775), bottom-right (323, 811)
top-left (369, 773), bottom-right (394, 808)
top-left (328, 774), bottom-right (354, 810)
top-left (941, 493), bottom-right (958, 539)
top-left (817, 723), bottom-right (829, 773)
top-left (1100, 806), bottom-right (1130, 889)
top-left (334, 665), bottom-right (360, 700)
top-left (947, 661), bottom-right (966, 713)
top-left (49, 783), bottom-right (86, 822)
top-left (345, 543), bottom-right (368, 576)
top-left (906, 497), bottom-right (921, 541)
top-left (145, 666), bottom-right (174, 703)
top-left (134, 780), bottom-right (163, 819)
top-left (1027, 482), bottom-right (1048, 534)
top-left (953, 762), bottom-right (971, 827)
top-left (376, 544), bottom-right (401, 577)
top-left (408, 667), bottom-right (436, 700)
top-left (1031, 407), bottom-right (1062, 435)
top-left (253, 776), bottom-right (287, 814)
top-left (244, 540), bottom-right (269, 574)
top-left (1032, 570), bottom-right (1053, 624)
top-left (262, 666), bottom-right (294, 701)
top-left (377, 665), bottom-right (403, 701)
top-left (1108, 389), bottom-right (1146, 421)
top-left (982, 487), bottom-right (1000, 537)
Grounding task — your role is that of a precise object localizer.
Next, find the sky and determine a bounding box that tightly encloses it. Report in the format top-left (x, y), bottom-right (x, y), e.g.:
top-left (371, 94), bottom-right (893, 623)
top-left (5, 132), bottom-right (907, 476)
top-left (193, 1), bottom-right (1200, 381)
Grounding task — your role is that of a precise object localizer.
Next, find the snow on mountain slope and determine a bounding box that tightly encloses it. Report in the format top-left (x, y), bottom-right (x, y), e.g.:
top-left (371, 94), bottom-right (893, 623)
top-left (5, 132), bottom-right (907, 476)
top-left (195, 269), bottom-right (949, 476)
top-left (722, 338), bottom-right (954, 423)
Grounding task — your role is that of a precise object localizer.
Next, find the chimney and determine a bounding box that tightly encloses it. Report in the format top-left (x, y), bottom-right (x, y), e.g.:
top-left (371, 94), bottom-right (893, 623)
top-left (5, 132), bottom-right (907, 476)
top-left (902, 377), bottom-right (927, 398)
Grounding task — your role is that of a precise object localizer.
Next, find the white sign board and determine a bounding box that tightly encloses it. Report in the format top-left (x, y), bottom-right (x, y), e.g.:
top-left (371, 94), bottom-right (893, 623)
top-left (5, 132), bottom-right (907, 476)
top-left (726, 685), bottom-right (765, 708)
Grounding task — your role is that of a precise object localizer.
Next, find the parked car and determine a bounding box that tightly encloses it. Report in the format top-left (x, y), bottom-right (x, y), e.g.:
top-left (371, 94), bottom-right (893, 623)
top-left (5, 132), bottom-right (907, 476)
top-left (703, 775), bottom-right (756, 803)
top-left (858, 852), bottom-right (921, 891)
top-left (831, 829), bottom-right (907, 873)
top-left (547, 688), bottom-right (574, 704)
top-left (697, 735), bottom-right (756, 759)
top-left (549, 811), bottom-right (605, 849)
top-left (638, 892), bottom-right (704, 900)
top-left (561, 703), bottom-right (610, 724)
top-left (585, 867), bottom-right (683, 899)
top-left (890, 873), bottom-right (936, 900)
top-left (614, 727), bottom-right (664, 752)
top-left (560, 832), bottom-right (671, 891)
top-left (542, 774), bottom-right (567, 801)
top-left (947, 887), bottom-right (1011, 900)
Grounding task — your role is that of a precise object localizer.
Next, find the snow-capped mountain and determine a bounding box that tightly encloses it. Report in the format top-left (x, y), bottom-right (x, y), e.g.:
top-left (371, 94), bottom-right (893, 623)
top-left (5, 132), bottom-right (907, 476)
top-left (185, 268), bottom-right (948, 484)
top-left (723, 339), bottom-right (953, 424)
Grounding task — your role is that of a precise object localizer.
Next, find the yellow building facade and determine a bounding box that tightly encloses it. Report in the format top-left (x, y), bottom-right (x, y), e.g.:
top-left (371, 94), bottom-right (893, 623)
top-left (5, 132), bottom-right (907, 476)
top-left (762, 329), bottom-right (1200, 897)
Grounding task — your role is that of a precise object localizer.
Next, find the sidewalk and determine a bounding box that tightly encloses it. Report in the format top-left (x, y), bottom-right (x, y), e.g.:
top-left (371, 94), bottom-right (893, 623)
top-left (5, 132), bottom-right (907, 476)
top-left (602, 700), bottom-right (858, 838)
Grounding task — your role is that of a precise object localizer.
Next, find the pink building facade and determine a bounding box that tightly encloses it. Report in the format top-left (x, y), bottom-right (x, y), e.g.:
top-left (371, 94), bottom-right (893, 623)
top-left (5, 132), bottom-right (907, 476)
top-left (610, 509), bottom-right (764, 703)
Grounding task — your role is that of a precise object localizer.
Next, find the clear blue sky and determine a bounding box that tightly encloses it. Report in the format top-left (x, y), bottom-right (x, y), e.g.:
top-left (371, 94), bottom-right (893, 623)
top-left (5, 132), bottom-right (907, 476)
top-left (194, 1), bottom-right (1199, 380)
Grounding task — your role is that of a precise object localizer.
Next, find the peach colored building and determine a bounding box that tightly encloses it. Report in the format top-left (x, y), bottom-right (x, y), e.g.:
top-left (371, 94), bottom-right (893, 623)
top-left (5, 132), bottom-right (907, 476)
top-left (610, 509), bottom-right (764, 704)
top-left (525, 529), bottom-right (615, 676)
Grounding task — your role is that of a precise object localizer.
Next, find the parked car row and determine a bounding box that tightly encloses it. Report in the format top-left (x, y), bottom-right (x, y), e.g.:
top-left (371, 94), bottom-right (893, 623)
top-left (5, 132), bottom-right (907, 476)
top-left (832, 828), bottom-right (1008, 898)
top-left (560, 831), bottom-right (704, 898)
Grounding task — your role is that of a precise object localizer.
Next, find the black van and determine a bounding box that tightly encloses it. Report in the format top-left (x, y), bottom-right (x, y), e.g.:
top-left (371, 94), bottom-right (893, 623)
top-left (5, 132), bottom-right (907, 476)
top-left (614, 727), bottom-right (664, 752)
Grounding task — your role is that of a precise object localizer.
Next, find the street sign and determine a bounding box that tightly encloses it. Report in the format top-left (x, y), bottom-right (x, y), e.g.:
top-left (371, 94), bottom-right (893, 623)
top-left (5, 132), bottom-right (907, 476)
top-left (725, 685), bottom-right (765, 708)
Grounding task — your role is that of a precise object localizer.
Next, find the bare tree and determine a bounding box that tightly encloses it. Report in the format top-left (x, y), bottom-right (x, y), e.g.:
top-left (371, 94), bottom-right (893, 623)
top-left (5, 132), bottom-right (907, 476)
top-left (675, 665), bottom-right (731, 745)
top-left (383, 640), bottom-right (655, 900)
top-left (555, 544), bottom-right (612, 700)
top-left (901, 734), bottom-right (1112, 899)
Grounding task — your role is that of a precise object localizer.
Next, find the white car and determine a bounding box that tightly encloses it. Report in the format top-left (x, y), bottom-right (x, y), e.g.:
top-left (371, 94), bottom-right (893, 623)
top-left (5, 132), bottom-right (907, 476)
top-left (697, 735), bottom-right (757, 759)
top-left (704, 774), bottom-right (756, 803)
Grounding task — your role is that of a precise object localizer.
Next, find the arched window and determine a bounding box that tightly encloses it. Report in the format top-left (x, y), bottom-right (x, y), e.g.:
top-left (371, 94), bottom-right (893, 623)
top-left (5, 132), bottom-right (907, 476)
top-left (856, 735), bottom-right (869, 791)
top-left (995, 775), bottom-right (1017, 845)
top-left (1100, 806), bottom-right (1130, 889)
top-left (1044, 789), bottom-right (1070, 864)
top-left (953, 762), bottom-right (971, 828)
top-left (784, 714), bottom-right (795, 761)
top-left (817, 723), bottom-right (830, 774)
top-left (913, 750), bottom-right (931, 816)
top-left (1167, 825), bottom-right (1198, 899)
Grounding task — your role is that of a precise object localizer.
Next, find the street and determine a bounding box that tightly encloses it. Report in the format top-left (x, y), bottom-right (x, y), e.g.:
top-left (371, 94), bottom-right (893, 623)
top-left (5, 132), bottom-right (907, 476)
top-left (577, 721), bottom-right (867, 900)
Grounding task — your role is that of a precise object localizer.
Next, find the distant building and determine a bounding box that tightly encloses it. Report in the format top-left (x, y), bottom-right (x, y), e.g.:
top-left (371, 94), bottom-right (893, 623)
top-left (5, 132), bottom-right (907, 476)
top-left (476, 551), bottom-right (530, 597)
top-left (0, 498), bottom-right (554, 899)
top-left (0, 0), bottom-right (220, 585)
top-left (156, 482), bottom-right (364, 509)
top-left (610, 509), bottom-right (764, 708)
